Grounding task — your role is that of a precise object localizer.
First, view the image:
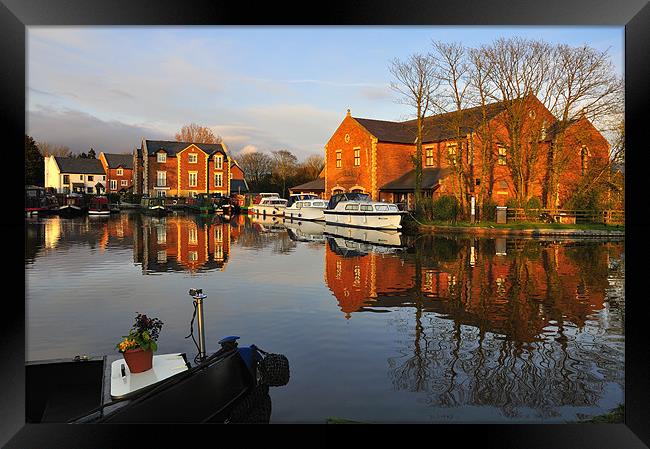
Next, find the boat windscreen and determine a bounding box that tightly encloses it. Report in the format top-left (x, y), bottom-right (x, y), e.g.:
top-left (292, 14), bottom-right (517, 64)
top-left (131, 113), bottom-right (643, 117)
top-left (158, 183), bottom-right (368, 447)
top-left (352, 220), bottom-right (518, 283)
top-left (326, 192), bottom-right (371, 209)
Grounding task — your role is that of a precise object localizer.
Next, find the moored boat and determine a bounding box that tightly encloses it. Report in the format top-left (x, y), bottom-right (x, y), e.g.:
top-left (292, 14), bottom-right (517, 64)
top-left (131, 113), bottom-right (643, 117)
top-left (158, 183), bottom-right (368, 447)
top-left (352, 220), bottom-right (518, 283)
top-left (58, 193), bottom-right (87, 217)
top-left (250, 197), bottom-right (288, 217)
top-left (284, 194), bottom-right (327, 221)
top-left (88, 196), bottom-right (110, 215)
top-left (323, 193), bottom-right (405, 230)
top-left (141, 197), bottom-right (169, 216)
top-left (25, 186), bottom-right (59, 216)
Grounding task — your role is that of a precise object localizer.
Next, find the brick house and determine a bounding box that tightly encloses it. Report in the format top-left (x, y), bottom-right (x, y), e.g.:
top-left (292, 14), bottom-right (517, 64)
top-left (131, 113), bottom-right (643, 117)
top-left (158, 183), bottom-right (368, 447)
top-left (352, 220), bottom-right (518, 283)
top-left (133, 140), bottom-right (231, 198)
top-left (98, 152), bottom-right (134, 193)
top-left (44, 156), bottom-right (106, 194)
top-left (324, 95), bottom-right (610, 208)
top-left (229, 159), bottom-right (249, 194)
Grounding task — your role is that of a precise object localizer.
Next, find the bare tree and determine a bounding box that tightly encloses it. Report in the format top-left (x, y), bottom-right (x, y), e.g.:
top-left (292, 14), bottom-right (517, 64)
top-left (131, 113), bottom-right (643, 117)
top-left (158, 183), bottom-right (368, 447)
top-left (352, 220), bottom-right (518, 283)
top-left (37, 142), bottom-right (72, 157)
top-left (542, 44), bottom-right (623, 208)
top-left (174, 123), bottom-right (223, 144)
top-left (271, 150), bottom-right (298, 198)
top-left (431, 41), bottom-right (473, 214)
top-left (238, 151), bottom-right (273, 191)
top-left (301, 154), bottom-right (325, 180)
top-left (390, 53), bottom-right (439, 206)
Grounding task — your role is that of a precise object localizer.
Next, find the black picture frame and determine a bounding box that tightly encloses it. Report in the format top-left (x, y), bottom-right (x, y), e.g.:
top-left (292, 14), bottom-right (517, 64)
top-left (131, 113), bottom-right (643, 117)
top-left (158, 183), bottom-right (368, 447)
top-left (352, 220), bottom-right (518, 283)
top-left (4, 0), bottom-right (648, 447)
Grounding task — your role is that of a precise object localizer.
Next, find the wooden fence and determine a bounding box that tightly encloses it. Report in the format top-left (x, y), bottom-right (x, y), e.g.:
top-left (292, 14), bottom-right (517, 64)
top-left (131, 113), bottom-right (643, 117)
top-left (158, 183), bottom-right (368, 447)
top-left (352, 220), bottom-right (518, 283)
top-left (506, 208), bottom-right (624, 225)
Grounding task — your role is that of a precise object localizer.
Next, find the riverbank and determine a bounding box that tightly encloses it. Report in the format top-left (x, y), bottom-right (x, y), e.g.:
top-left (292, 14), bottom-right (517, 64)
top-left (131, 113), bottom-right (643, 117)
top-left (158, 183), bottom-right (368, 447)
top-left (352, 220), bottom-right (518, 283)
top-left (409, 220), bottom-right (624, 237)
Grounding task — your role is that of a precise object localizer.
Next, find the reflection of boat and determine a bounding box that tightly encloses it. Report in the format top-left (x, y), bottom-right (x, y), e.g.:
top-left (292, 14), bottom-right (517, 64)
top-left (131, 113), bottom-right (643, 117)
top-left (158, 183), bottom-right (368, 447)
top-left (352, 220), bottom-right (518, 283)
top-left (324, 224), bottom-right (405, 251)
top-left (324, 193), bottom-right (405, 230)
top-left (284, 194), bottom-right (327, 221)
top-left (250, 214), bottom-right (286, 232)
top-left (250, 197), bottom-right (288, 217)
top-left (284, 219), bottom-right (326, 242)
top-left (141, 197), bottom-right (169, 216)
top-left (26, 337), bottom-right (289, 424)
top-left (88, 196), bottom-right (110, 215)
top-left (58, 193), bottom-right (87, 217)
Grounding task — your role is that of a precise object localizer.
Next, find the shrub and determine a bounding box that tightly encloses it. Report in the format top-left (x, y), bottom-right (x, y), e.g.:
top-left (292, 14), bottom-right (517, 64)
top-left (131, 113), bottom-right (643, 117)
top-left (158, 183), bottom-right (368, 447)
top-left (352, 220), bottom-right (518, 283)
top-left (525, 196), bottom-right (542, 220)
top-left (481, 199), bottom-right (497, 222)
top-left (431, 195), bottom-right (459, 222)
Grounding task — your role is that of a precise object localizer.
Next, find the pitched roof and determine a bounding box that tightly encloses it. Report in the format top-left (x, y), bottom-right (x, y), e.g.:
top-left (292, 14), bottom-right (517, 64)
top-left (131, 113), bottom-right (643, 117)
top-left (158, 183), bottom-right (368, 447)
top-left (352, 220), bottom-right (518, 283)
top-left (102, 153), bottom-right (133, 169)
top-left (230, 179), bottom-right (249, 193)
top-left (380, 167), bottom-right (453, 191)
top-left (353, 100), bottom-right (508, 144)
top-left (54, 156), bottom-right (105, 174)
top-left (143, 140), bottom-right (227, 157)
top-left (290, 178), bottom-right (325, 191)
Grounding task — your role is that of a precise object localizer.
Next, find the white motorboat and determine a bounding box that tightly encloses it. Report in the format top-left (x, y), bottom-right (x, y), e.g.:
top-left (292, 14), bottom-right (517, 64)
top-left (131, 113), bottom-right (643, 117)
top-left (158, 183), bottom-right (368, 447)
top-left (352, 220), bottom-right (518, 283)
top-left (284, 194), bottom-right (327, 221)
top-left (250, 197), bottom-right (288, 217)
top-left (323, 193), bottom-right (406, 230)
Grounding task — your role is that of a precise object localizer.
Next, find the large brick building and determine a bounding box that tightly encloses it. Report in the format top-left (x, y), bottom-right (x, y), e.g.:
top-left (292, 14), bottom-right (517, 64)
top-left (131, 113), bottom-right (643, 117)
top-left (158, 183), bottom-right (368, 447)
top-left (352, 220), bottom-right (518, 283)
top-left (133, 139), bottom-right (231, 198)
top-left (324, 95), bottom-right (610, 208)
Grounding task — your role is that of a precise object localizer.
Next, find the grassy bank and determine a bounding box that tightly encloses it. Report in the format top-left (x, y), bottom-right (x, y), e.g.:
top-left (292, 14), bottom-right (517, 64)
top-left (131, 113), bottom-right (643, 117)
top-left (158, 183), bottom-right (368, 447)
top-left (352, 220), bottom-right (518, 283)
top-left (417, 220), bottom-right (624, 231)
top-left (581, 404), bottom-right (625, 423)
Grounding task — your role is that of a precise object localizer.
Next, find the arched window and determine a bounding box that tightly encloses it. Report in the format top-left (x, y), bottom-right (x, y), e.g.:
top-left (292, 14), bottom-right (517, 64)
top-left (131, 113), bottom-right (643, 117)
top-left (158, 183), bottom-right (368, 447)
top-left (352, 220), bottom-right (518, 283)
top-left (580, 146), bottom-right (590, 175)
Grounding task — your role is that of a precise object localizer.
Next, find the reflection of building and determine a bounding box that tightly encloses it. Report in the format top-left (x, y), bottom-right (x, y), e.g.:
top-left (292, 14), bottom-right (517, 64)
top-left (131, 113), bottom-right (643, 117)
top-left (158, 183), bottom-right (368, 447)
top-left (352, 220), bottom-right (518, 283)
top-left (324, 235), bottom-right (615, 341)
top-left (133, 215), bottom-right (231, 273)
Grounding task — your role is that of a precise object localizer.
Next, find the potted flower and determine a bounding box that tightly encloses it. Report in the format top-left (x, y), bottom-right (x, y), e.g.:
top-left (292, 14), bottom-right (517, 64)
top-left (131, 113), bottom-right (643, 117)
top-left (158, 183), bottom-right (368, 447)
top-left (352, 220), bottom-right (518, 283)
top-left (116, 313), bottom-right (164, 373)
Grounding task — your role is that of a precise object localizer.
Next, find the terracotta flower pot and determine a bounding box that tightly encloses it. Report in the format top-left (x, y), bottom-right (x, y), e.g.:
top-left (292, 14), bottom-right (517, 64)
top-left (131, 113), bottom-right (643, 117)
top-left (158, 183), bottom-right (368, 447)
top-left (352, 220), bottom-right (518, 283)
top-left (123, 347), bottom-right (153, 373)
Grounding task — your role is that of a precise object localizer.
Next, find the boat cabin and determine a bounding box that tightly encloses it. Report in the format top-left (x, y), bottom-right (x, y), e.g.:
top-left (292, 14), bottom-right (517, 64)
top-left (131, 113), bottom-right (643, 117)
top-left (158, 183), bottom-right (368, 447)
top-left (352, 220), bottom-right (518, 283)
top-left (287, 193), bottom-right (318, 207)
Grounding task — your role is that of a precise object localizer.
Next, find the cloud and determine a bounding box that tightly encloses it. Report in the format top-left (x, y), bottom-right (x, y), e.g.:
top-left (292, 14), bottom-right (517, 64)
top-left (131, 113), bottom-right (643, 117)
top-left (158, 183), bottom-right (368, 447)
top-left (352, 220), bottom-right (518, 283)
top-left (239, 145), bottom-right (258, 155)
top-left (28, 106), bottom-right (170, 153)
top-left (359, 85), bottom-right (392, 101)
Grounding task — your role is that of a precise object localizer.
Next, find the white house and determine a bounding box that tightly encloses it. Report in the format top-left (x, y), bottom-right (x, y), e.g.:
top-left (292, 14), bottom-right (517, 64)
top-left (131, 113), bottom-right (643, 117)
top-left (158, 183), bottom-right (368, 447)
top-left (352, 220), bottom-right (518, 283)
top-left (44, 156), bottom-right (107, 194)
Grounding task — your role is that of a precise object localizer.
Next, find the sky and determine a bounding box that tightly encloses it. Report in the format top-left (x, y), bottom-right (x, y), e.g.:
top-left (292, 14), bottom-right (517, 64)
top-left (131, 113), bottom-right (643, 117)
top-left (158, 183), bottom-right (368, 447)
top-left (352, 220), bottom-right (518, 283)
top-left (27, 26), bottom-right (623, 160)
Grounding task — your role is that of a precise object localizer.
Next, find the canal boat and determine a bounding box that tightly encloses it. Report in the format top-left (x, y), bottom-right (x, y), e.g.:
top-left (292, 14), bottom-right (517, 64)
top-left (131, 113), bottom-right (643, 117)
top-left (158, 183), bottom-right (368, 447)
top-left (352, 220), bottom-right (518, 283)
top-left (141, 197), bottom-right (169, 216)
top-left (58, 193), bottom-right (87, 217)
top-left (284, 194), bottom-right (327, 221)
top-left (323, 193), bottom-right (405, 230)
top-left (88, 196), bottom-right (111, 215)
top-left (25, 186), bottom-right (59, 216)
top-left (250, 197), bottom-right (288, 217)
top-left (26, 336), bottom-right (289, 424)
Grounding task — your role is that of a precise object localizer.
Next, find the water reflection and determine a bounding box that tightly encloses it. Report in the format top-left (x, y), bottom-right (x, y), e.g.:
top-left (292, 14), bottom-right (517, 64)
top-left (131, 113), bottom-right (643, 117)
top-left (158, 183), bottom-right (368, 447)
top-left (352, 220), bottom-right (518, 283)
top-left (324, 234), bottom-right (625, 419)
top-left (25, 213), bottom-right (624, 421)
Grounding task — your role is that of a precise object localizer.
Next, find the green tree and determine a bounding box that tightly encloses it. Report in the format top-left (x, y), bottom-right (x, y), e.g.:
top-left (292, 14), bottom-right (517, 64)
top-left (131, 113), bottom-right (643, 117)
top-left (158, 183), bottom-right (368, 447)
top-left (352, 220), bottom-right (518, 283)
top-left (25, 135), bottom-right (44, 186)
top-left (88, 148), bottom-right (96, 159)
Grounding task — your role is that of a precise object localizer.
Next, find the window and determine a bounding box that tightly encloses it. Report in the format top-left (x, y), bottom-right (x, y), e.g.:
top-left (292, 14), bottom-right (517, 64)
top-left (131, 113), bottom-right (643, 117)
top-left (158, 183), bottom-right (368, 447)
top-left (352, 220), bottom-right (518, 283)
top-left (157, 152), bottom-right (166, 163)
top-left (447, 144), bottom-right (457, 165)
top-left (88, 175), bottom-right (94, 181)
top-left (215, 173), bottom-right (223, 187)
top-left (157, 190), bottom-right (166, 198)
top-left (360, 205), bottom-right (373, 211)
top-left (336, 150), bottom-right (342, 168)
top-left (499, 180), bottom-right (508, 189)
top-left (87, 187), bottom-right (93, 193)
top-left (345, 204), bottom-right (359, 211)
top-left (157, 226), bottom-right (166, 244)
top-left (157, 250), bottom-right (167, 263)
top-left (215, 226), bottom-right (223, 242)
top-left (80, 175), bottom-right (84, 180)
top-left (189, 251), bottom-right (198, 261)
top-left (102, 176), bottom-right (106, 181)
top-left (63, 175), bottom-right (70, 184)
top-left (375, 205), bottom-right (389, 211)
top-left (215, 245), bottom-right (223, 261)
top-left (110, 180), bottom-right (117, 190)
top-left (580, 146), bottom-right (589, 175)
top-left (189, 172), bottom-right (198, 187)
top-left (121, 180), bottom-right (128, 186)
top-left (354, 148), bottom-right (360, 166)
top-left (157, 171), bottom-right (166, 187)
top-left (498, 145), bottom-right (507, 165)
top-left (116, 168), bottom-right (123, 176)
top-left (215, 155), bottom-right (223, 169)
top-left (189, 153), bottom-right (198, 164)
top-left (425, 147), bottom-right (434, 166)
top-left (189, 226), bottom-right (198, 244)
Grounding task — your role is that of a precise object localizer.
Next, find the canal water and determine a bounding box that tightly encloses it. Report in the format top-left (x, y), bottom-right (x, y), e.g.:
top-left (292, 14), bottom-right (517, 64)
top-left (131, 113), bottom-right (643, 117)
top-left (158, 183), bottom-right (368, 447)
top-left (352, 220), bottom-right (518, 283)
top-left (25, 212), bottom-right (625, 423)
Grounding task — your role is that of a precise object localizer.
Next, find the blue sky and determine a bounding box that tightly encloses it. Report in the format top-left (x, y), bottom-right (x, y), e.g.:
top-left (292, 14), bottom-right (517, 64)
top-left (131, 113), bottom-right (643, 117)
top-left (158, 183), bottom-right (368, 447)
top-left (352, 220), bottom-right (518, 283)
top-left (27, 26), bottom-right (623, 159)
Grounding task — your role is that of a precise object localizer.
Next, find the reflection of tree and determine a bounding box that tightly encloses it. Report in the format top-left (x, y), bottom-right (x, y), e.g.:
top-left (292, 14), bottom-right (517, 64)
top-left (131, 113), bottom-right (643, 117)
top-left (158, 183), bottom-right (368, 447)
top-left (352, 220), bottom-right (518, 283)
top-left (381, 235), bottom-right (625, 419)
